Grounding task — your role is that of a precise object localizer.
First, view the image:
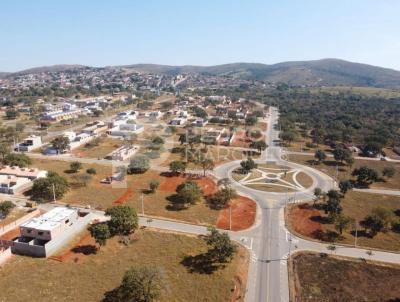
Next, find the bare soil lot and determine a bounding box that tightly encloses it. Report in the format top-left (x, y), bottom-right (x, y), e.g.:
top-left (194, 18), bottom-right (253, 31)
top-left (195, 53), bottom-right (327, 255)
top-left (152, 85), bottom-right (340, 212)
top-left (291, 252), bottom-right (400, 302)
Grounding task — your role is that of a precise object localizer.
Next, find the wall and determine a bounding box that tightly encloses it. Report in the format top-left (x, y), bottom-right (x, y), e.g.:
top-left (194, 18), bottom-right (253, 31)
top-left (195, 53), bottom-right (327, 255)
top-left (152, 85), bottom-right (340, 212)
top-left (0, 209), bottom-right (41, 237)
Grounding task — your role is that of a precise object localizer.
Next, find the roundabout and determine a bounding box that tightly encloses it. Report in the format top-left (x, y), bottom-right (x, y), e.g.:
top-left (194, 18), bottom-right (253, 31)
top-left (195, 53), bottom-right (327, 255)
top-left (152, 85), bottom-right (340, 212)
top-left (231, 163), bottom-right (314, 193)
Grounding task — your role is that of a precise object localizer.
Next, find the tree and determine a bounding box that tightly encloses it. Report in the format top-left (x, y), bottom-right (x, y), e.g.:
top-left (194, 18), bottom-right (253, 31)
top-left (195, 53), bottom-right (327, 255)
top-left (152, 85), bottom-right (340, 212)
top-left (334, 214), bottom-right (354, 235)
top-left (103, 266), bottom-right (161, 302)
top-left (245, 115), bottom-right (257, 126)
top-left (105, 205), bottom-right (138, 236)
top-left (339, 180), bottom-right (353, 195)
top-left (176, 180), bottom-right (203, 205)
top-left (152, 136), bottom-right (164, 145)
top-left (332, 147), bottom-right (352, 165)
top-left (128, 155), bottom-right (150, 174)
top-left (86, 168), bottom-right (97, 175)
top-left (325, 190), bottom-right (343, 219)
top-left (207, 187), bottom-right (237, 210)
top-left (240, 158), bottom-right (257, 173)
top-left (382, 166), bottom-right (396, 179)
top-left (31, 172), bottom-right (69, 202)
top-left (313, 187), bottom-right (322, 205)
top-left (361, 207), bottom-right (394, 237)
top-left (250, 140), bottom-right (267, 153)
top-left (70, 161), bottom-right (82, 173)
top-left (0, 201), bottom-right (15, 217)
top-left (352, 166), bottom-right (379, 187)
top-left (193, 106), bottom-right (208, 119)
top-left (0, 143), bottom-right (10, 161)
top-left (51, 136), bottom-right (70, 154)
top-left (314, 149), bottom-right (326, 163)
top-left (5, 109), bottom-right (19, 120)
top-left (3, 153), bottom-right (32, 167)
top-left (169, 160), bottom-right (186, 175)
top-left (280, 131), bottom-right (297, 146)
top-left (149, 179), bottom-right (160, 193)
top-left (198, 157), bottom-right (215, 177)
top-left (204, 227), bottom-right (237, 263)
top-left (89, 223), bottom-right (111, 248)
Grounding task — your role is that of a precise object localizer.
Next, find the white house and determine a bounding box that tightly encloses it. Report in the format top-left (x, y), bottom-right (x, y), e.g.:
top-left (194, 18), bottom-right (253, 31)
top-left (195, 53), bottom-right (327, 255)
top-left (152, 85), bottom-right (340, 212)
top-left (15, 135), bottom-right (42, 152)
top-left (108, 124), bottom-right (144, 138)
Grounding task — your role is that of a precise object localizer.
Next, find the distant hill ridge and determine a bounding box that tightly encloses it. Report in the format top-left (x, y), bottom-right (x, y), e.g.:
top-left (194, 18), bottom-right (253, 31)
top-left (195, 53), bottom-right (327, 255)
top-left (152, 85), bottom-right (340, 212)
top-left (2, 59), bottom-right (400, 88)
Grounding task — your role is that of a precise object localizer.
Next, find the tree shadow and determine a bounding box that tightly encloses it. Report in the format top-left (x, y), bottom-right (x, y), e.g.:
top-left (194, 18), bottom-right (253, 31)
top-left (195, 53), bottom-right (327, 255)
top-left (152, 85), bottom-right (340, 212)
top-left (310, 215), bottom-right (331, 224)
top-left (350, 229), bottom-right (370, 238)
top-left (394, 209), bottom-right (400, 217)
top-left (71, 244), bottom-right (97, 255)
top-left (64, 169), bottom-right (78, 174)
top-left (312, 229), bottom-right (339, 242)
top-left (165, 194), bottom-right (187, 211)
top-left (180, 252), bottom-right (223, 274)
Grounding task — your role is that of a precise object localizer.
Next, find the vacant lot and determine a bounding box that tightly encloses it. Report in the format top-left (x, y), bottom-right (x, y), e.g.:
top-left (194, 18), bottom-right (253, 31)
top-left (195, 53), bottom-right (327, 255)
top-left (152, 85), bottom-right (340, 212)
top-left (30, 159), bottom-right (221, 225)
top-left (0, 230), bottom-right (248, 302)
top-left (291, 252), bottom-right (400, 302)
top-left (72, 137), bottom-right (123, 159)
top-left (288, 154), bottom-right (400, 190)
top-left (287, 191), bottom-right (400, 251)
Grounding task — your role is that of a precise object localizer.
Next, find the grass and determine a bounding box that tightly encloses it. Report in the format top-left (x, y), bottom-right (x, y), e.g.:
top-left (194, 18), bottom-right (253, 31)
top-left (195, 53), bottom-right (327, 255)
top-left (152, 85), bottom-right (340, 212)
top-left (72, 137), bottom-right (123, 159)
top-left (291, 252), bottom-right (400, 302)
top-left (288, 154), bottom-right (400, 190)
top-left (287, 191), bottom-right (400, 251)
top-left (0, 230), bottom-right (248, 302)
top-left (30, 159), bottom-right (220, 225)
top-left (0, 208), bottom-right (29, 227)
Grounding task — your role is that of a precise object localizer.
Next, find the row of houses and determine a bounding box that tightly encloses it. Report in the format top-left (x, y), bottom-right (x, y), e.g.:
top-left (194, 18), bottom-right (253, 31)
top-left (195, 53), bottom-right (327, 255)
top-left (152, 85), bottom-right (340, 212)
top-left (0, 166), bottom-right (47, 195)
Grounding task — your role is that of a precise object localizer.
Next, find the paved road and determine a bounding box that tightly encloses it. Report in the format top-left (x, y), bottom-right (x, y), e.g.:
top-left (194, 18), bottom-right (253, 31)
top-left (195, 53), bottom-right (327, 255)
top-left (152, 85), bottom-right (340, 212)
top-left (353, 188), bottom-right (400, 196)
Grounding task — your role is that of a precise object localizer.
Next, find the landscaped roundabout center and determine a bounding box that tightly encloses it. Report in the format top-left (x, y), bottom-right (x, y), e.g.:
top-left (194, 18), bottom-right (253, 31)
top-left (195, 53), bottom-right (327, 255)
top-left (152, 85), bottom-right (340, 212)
top-left (231, 163), bottom-right (314, 193)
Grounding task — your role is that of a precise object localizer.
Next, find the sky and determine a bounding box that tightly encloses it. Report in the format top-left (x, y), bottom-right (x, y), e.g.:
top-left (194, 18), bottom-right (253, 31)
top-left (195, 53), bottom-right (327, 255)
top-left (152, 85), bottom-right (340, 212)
top-left (1, 0), bottom-right (400, 72)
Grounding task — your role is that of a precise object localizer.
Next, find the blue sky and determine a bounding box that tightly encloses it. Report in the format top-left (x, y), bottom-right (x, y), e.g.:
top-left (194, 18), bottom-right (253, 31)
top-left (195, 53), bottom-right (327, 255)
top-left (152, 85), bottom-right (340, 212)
top-left (1, 0), bottom-right (400, 71)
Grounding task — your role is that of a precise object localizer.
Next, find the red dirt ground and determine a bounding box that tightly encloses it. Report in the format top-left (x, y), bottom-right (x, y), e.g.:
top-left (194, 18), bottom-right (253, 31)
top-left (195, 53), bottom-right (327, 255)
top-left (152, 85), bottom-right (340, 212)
top-left (288, 204), bottom-right (323, 238)
top-left (49, 232), bottom-right (96, 263)
top-left (112, 188), bottom-right (134, 205)
top-left (159, 175), bottom-right (218, 195)
top-left (0, 227), bottom-right (21, 241)
top-left (230, 130), bottom-right (251, 148)
top-left (216, 196), bottom-right (256, 231)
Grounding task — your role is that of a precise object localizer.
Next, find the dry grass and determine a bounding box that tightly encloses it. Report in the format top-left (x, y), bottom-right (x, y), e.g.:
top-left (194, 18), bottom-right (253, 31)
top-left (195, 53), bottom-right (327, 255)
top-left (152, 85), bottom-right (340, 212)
top-left (0, 230), bottom-right (248, 302)
top-left (0, 208), bottom-right (29, 227)
top-left (30, 159), bottom-right (220, 225)
top-left (287, 191), bottom-right (400, 251)
top-left (291, 252), bottom-right (400, 302)
top-left (288, 154), bottom-right (400, 190)
top-left (72, 137), bottom-right (123, 159)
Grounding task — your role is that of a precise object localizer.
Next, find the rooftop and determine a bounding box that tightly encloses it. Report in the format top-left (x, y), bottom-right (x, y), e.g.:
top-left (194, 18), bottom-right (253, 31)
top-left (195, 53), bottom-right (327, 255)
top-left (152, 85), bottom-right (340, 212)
top-left (20, 207), bottom-right (76, 231)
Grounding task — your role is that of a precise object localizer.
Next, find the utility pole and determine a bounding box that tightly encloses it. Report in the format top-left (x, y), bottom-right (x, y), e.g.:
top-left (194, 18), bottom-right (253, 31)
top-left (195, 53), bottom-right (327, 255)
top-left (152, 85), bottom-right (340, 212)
top-left (141, 193), bottom-right (144, 216)
top-left (52, 183), bottom-right (56, 202)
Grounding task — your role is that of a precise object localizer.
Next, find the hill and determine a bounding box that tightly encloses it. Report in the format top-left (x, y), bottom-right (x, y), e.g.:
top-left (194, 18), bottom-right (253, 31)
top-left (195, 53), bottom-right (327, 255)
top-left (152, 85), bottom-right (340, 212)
top-left (3, 59), bottom-right (400, 88)
top-left (123, 59), bottom-right (400, 88)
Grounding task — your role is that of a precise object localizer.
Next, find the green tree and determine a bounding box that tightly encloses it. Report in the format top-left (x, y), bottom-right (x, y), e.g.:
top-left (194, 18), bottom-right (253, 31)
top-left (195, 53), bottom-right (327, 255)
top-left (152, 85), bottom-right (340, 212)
top-left (176, 180), bottom-right (203, 205)
top-left (197, 157), bottom-right (215, 177)
top-left (3, 153), bottom-right (32, 167)
top-left (149, 179), bottom-right (160, 193)
top-left (245, 115), bottom-right (257, 126)
top-left (240, 158), bottom-right (257, 173)
top-left (31, 172), bottom-right (69, 202)
top-left (339, 180), bottom-right (353, 195)
top-left (70, 161), bottom-right (82, 173)
top-left (0, 143), bottom-right (11, 161)
top-left (128, 155), bottom-right (150, 174)
top-left (86, 168), bottom-right (97, 175)
top-left (361, 207), bottom-right (394, 237)
top-left (204, 227), bottom-right (237, 263)
top-left (51, 136), bottom-right (70, 154)
top-left (334, 214), bottom-right (354, 235)
top-left (325, 190), bottom-right (343, 219)
top-left (105, 205), bottom-right (139, 236)
top-left (0, 201), bottom-right (15, 217)
top-left (207, 187), bottom-right (237, 210)
top-left (88, 223), bottom-right (111, 249)
top-left (103, 266), bottom-right (161, 302)
top-left (314, 149), bottom-right (326, 163)
top-left (352, 166), bottom-right (379, 187)
top-left (169, 160), bottom-right (186, 175)
top-left (250, 140), bottom-right (267, 153)
top-left (333, 147), bottom-right (352, 165)
top-left (280, 131), bottom-right (297, 146)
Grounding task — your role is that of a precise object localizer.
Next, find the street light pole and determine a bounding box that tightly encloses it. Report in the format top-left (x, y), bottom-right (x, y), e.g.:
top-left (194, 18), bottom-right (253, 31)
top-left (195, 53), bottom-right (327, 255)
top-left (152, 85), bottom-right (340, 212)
top-left (354, 221), bottom-right (358, 247)
top-left (141, 193), bottom-right (144, 216)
